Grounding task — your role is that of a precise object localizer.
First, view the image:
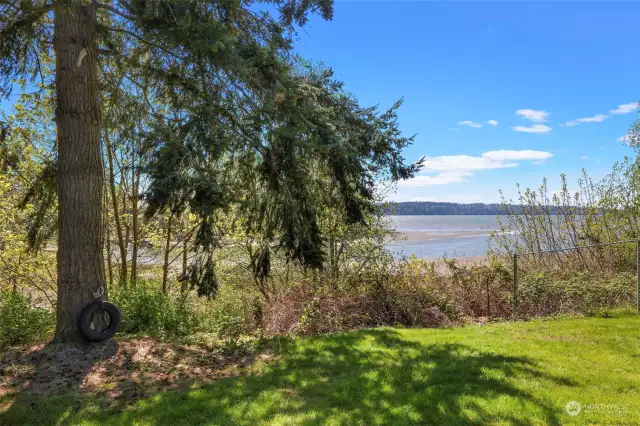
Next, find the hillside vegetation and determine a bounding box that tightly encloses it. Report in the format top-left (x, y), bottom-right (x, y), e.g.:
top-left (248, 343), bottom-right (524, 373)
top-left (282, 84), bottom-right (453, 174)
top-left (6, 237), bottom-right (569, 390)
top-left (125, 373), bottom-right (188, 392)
top-left (385, 201), bottom-right (517, 216)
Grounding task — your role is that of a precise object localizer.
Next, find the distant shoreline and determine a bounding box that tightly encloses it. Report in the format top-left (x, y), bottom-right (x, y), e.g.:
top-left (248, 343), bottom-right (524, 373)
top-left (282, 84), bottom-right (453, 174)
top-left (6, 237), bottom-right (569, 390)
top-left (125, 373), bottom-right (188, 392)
top-left (384, 201), bottom-right (578, 216)
top-left (387, 214), bottom-right (499, 216)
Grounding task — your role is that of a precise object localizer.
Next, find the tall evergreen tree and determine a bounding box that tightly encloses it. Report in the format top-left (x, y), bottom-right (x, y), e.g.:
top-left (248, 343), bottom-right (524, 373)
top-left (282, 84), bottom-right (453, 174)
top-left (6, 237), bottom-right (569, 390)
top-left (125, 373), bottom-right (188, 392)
top-left (1, 0), bottom-right (418, 342)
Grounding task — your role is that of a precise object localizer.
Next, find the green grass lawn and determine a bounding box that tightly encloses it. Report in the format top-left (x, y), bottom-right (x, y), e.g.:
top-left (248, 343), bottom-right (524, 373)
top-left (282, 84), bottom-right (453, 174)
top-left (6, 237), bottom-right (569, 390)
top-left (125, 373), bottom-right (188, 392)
top-left (3, 315), bottom-right (640, 425)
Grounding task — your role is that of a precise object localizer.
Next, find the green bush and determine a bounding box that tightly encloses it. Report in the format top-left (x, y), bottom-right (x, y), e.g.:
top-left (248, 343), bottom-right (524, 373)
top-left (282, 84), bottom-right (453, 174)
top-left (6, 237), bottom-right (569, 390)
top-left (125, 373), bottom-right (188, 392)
top-left (0, 291), bottom-right (54, 347)
top-left (517, 271), bottom-right (636, 316)
top-left (369, 270), bottom-right (460, 327)
top-left (193, 284), bottom-right (259, 340)
top-left (111, 282), bottom-right (198, 337)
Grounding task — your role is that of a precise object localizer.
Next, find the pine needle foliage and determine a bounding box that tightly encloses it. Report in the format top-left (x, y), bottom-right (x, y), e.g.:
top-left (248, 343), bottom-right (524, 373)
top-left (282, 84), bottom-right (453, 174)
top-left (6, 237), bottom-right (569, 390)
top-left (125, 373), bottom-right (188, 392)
top-left (1, 0), bottom-right (419, 297)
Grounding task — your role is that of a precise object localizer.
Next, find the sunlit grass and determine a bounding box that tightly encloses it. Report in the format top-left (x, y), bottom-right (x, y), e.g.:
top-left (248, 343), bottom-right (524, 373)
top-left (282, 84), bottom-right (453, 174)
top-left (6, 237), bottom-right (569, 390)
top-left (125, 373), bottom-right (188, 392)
top-left (2, 314), bottom-right (640, 425)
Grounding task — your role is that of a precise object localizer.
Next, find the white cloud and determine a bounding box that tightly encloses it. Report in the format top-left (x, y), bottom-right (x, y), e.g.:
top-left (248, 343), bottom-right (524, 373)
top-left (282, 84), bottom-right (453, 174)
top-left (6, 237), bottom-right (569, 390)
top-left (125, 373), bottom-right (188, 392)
top-left (449, 128), bottom-right (460, 132)
top-left (564, 114), bottom-right (608, 127)
top-left (481, 150), bottom-right (552, 162)
top-left (563, 102), bottom-right (637, 128)
top-left (420, 155), bottom-right (517, 172)
top-left (487, 120), bottom-right (498, 126)
top-left (516, 109), bottom-right (549, 123)
top-left (610, 103), bottom-right (638, 115)
top-left (580, 155), bottom-right (589, 160)
top-left (512, 124), bottom-right (552, 134)
top-left (398, 172), bottom-right (472, 187)
top-left (400, 150), bottom-right (553, 188)
top-left (458, 120), bottom-right (482, 128)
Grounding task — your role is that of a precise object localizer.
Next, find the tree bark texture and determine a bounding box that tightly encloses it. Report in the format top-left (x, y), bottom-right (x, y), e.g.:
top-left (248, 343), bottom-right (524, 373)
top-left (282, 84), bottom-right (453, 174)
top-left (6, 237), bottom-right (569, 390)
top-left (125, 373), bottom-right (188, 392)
top-left (54, 1), bottom-right (106, 342)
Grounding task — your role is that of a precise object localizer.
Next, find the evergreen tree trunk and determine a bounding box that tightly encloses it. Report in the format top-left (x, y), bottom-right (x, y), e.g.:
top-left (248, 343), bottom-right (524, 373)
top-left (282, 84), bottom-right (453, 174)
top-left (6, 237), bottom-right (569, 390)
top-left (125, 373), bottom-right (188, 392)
top-left (54, 1), bottom-right (105, 342)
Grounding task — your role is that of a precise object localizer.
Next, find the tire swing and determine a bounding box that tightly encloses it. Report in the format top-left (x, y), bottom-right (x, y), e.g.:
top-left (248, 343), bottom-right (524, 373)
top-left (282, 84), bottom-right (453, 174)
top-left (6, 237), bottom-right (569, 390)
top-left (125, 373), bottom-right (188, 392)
top-left (78, 287), bottom-right (121, 342)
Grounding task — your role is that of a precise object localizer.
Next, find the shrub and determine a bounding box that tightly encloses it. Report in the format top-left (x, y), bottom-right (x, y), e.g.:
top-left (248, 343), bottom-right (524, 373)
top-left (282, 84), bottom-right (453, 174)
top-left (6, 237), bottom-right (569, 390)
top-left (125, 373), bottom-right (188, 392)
top-left (261, 255), bottom-right (638, 338)
top-left (371, 273), bottom-right (459, 328)
top-left (109, 257), bottom-right (637, 341)
top-left (262, 258), bottom-right (462, 337)
top-left (263, 283), bottom-right (376, 336)
top-left (0, 290), bottom-right (54, 347)
top-left (517, 271), bottom-right (636, 316)
top-left (110, 282), bottom-right (198, 337)
top-left (193, 283), bottom-right (260, 340)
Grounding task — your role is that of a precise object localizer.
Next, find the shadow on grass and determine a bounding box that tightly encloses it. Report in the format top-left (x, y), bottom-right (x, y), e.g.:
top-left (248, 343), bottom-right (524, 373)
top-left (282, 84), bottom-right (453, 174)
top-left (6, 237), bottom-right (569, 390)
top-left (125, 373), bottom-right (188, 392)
top-left (0, 339), bottom-right (119, 424)
top-left (98, 329), bottom-right (574, 426)
top-left (0, 337), bottom-right (261, 425)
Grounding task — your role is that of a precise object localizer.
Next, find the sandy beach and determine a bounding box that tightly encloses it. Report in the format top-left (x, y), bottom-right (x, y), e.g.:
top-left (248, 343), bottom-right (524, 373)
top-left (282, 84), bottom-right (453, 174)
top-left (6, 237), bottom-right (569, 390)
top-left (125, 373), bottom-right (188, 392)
top-left (386, 230), bottom-right (490, 267)
top-left (389, 229), bottom-right (496, 242)
top-left (384, 216), bottom-right (499, 263)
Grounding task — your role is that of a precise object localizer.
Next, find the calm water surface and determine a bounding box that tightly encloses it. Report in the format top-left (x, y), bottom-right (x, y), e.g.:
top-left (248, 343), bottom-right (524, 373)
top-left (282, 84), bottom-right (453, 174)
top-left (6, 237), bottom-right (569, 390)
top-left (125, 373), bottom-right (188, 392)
top-left (385, 215), bottom-right (505, 259)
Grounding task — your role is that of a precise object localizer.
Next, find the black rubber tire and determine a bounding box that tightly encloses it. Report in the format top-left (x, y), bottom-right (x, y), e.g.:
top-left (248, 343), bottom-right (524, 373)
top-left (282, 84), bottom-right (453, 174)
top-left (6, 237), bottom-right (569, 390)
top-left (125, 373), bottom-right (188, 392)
top-left (78, 300), bottom-right (121, 342)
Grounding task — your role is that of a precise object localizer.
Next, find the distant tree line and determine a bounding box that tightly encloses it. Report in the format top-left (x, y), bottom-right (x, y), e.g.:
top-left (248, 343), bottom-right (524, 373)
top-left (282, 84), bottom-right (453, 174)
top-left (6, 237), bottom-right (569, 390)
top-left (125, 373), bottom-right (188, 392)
top-left (384, 202), bottom-right (568, 216)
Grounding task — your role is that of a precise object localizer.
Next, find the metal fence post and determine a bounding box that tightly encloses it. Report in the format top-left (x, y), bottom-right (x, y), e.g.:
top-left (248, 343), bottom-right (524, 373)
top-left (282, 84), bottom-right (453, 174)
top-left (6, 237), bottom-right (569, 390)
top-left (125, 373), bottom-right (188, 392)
top-left (636, 240), bottom-right (640, 315)
top-left (513, 253), bottom-right (518, 320)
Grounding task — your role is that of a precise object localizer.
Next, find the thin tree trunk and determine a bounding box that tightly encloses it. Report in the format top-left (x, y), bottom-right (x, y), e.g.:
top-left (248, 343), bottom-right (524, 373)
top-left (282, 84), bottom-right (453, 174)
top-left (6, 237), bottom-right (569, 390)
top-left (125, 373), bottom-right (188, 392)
top-left (130, 140), bottom-right (141, 288)
top-left (12, 253), bottom-right (21, 293)
top-left (54, 1), bottom-right (105, 342)
top-left (329, 235), bottom-right (336, 277)
top-left (106, 225), bottom-right (114, 290)
top-left (181, 223), bottom-right (189, 295)
top-left (162, 214), bottom-right (174, 294)
top-left (104, 133), bottom-right (128, 288)
top-left (104, 193), bottom-right (114, 290)
top-left (123, 190), bottom-right (130, 250)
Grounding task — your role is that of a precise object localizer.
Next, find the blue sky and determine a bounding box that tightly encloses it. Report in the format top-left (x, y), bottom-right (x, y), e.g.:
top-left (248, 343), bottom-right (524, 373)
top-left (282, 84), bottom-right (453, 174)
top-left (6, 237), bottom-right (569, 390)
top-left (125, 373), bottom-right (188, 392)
top-left (292, 1), bottom-right (640, 203)
top-left (2, 2), bottom-right (638, 205)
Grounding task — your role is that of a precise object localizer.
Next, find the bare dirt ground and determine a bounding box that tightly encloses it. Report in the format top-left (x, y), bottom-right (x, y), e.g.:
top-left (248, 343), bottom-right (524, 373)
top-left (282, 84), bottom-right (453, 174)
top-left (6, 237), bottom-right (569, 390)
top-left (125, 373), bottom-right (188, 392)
top-left (0, 337), bottom-right (274, 410)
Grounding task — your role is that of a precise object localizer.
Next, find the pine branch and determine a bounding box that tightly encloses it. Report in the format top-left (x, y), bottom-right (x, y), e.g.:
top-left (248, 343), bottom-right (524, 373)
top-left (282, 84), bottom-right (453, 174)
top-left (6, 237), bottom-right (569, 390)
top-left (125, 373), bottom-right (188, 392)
top-left (95, 2), bottom-right (136, 22)
top-left (101, 25), bottom-right (186, 60)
